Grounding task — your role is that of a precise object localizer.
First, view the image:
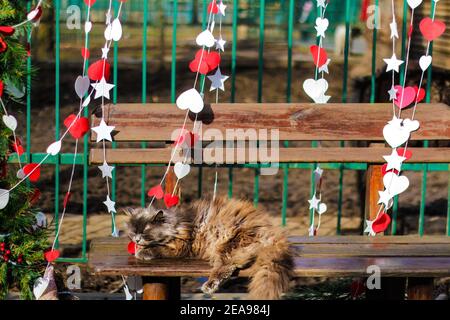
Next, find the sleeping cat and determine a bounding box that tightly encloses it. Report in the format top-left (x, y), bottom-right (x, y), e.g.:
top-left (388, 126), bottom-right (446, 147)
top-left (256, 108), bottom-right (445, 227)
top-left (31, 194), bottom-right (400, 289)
top-left (125, 197), bottom-right (294, 300)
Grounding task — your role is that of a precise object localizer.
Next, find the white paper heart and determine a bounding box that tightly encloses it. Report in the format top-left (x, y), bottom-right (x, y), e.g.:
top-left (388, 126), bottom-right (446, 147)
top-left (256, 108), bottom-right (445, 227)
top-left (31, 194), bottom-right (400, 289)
top-left (314, 94), bottom-right (331, 104)
top-left (75, 76), bottom-right (90, 98)
top-left (383, 122), bottom-right (410, 148)
top-left (111, 19), bottom-right (123, 41)
top-left (419, 55), bottom-right (432, 71)
top-left (27, 9), bottom-right (39, 21)
top-left (46, 140), bottom-right (62, 156)
top-left (315, 17), bottom-right (329, 29)
top-left (407, 0), bottom-right (422, 9)
top-left (16, 169), bottom-right (25, 179)
top-left (196, 30), bottom-right (215, 48)
top-left (174, 162), bottom-right (191, 179)
top-left (84, 21), bottom-right (92, 33)
top-left (0, 189), bottom-right (9, 210)
top-left (2, 115), bottom-right (17, 131)
top-left (303, 78), bottom-right (329, 103)
top-left (33, 276), bottom-right (49, 300)
top-left (318, 203), bottom-right (327, 215)
top-left (35, 212), bottom-right (47, 228)
top-left (176, 88), bottom-right (204, 113)
top-left (104, 24), bottom-right (113, 41)
top-left (383, 172), bottom-right (409, 196)
top-left (403, 118), bottom-right (420, 132)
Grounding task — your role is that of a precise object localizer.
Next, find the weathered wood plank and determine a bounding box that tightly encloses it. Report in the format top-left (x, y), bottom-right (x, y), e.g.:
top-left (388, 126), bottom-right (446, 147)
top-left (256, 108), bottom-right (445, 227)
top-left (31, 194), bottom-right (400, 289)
top-left (288, 236), bottom-right (450, 244)
top-left (90, 103), bottom-right (450, 142)
top-left (89, 147), bottom-right (450, 164)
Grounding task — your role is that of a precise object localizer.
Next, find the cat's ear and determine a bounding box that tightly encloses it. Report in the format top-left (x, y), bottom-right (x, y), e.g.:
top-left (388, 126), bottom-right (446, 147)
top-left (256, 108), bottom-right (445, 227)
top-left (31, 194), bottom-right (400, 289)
top-left (123, 207), bottom-right (136, 217)
top-left (152, 210), bottom-right (165, 223)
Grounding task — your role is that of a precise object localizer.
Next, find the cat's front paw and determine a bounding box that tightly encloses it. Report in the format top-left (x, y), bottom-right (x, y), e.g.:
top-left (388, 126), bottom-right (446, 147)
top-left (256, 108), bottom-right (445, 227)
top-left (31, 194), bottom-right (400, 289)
top-left (201, 278), bottom-right (221, 295)
top-left (135, 250), bottom-right (154, 261)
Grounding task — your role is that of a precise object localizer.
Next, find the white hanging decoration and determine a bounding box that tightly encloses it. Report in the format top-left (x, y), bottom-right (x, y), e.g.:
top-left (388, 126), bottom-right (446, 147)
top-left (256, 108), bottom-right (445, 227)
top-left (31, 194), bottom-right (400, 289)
top-left (0, 189), bottom-right (9, 210)
top-left (2, 115), bottom-right (17, 131)
top-left (176, 88), bottom-right (204, 113)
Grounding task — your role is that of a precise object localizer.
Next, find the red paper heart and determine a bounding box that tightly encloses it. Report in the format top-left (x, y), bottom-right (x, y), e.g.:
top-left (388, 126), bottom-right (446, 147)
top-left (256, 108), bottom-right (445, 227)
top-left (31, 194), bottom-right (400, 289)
top-left (372, 212), bottom-right (391, 234)
top-left (394, 86), bottom-right (416, 109)
top-left (164, 194), bottom-right (179, 208)
top-left (11, 142), bottom-right (24, 156)
top-left (195, 49), bottom-right (208, 60)
top-left (23, 163), bottom-right (41, 182)
top-left (381, 163), bottom-right (399, 176)
top-left (413, 86), bottom-right (425, 103)
top-left (147, 185), bottom-right (164, 200)
top-left (63, 192), bottom-right (71, 209)
top-left (310, 45), bottom-right (328, 68)
top-left (44, 249), bottom-right (60, 262)
top-left (127, 241), bottom-right (136, 255)
top-left (397, 148), bottom-right (412, 161)
top-left (84, 0), bottom-right (97, 6)
top-left (0, 80), bottom-right (3, 97)
top-left (29, 188), bottom-right (41, 204)
top-left (206, 51), bottom-right (221, 70)
top-left (208, 1), bottom-right (219, 14)
top-left (29, 6), bottom-right (43, 22)
top-left (419, 17), bottom-right (446, 41)
top-left (185, 132), bottom-right (200, 147)
top-left (0, 26), bottom-right (15, 36)
top-left (81, 47), bottom-right (90, 59)
top-left (64, 114), bottom-right (90, 139)
top-left (88, 59), bottom-right (111, 81)
top-left (0, 38), bottom-right (7, 53)
top-left (189, 58), bottom-right (210, 75)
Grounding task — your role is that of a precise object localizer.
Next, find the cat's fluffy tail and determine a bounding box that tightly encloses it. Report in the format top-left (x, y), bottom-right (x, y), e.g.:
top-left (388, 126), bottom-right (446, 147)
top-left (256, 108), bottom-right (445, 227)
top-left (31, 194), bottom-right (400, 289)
top-left (248, 237), bottom-right (294, 300)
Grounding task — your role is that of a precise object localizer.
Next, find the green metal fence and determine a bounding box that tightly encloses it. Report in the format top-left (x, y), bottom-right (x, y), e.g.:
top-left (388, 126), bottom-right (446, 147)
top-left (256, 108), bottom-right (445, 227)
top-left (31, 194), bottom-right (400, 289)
top-left (7, 0), bottom-right (450, 264)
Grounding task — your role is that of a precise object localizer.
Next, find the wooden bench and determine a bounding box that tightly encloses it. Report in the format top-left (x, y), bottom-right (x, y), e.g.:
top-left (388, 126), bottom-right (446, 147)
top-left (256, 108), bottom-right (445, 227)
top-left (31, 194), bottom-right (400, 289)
top-left (88, 103), bottom-right (450, 300)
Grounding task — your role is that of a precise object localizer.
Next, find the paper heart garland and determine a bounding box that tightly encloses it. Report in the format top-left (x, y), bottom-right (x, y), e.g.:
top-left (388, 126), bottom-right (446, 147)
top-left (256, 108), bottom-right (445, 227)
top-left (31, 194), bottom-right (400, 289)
top-left (104, 19), bottom-right (123, 42)
top-left (64, 114), bottom-right (90, 139)
top-left (2, 114), bottom-right (17, 131)
top-left (317, 203), bottom-right (327, 215)
top-left (383, 121), bottom-right (410, 148)
top-left (397, 147), bottom-right (412, 161)
top-left (394, 86), bottom-right (416, 109)
top-left (127, 241), bottom-right (136, 255)
top-left (383, 172), bottom-right (409, 196)
top-left (74, 75), bottom-right (90, 98)
top-left (84, 21), bottom-right (92, 33)
top-left (403, 118), bottom-right (420, 132)
top-left (164, 194), bottom-right (179, 208)
top-left (81, 47), bottom-right (90, 59)
top-left (176, 88), bottom-right (204, 113)
top-left (189, 50), bottom-right (221, 74)
top-left (88, 59), bottom-right (111, 81)
top-left (44, 249), bottom-right (60, 262)
top-left (63, 192), bottom-right (71, 209)
top-left (46, 141), bottom-right (62, 156)
top-left (372, 212), bottom-right (391, 234)
top-left (27, 6), bottom-right (42, 22)
top-left (174, 162), bottom-right (191, 179)
top-left (147, 185), bottom-right (164, 199)
top-left (310, 45), bottom-right (328, 68)
top-left (419, 55), bottom-right (432, 72)
top-left (12, 142), bottom-right (24, 156)
top-left (16, 168), bottom-right (25, 179)
top-left (407, 0), bottom-right (422, 9)
top-left (419, 17), bottom-right (446, 42)
top-left (23, 163), bottom-right (41, 182)
top-left (189, 58), bottom-right (210, 74)
top-left (315, 17), bottom-right (329, 37)
top-left (413, 86), bottom-right (425, 103)
top-left (208, 1), bottom-right (219, 14)
top-left (0, 26), bottom-right (15, 36)
top-left (303, 78), bottom-right (330, 103)
top-left (381, 163), bottom-right (399, 176)
top-left (33, 277), bottom-right (50, 300)
top-left (0, 189), bottom-right (9, 210)
top-left (196, 30), bottom-right (215, 48)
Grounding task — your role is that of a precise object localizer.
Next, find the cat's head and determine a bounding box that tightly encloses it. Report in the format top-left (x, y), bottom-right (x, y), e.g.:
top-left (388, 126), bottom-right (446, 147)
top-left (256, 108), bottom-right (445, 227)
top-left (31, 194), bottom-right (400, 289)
top-left (124, 207), bottom-right (177, 247)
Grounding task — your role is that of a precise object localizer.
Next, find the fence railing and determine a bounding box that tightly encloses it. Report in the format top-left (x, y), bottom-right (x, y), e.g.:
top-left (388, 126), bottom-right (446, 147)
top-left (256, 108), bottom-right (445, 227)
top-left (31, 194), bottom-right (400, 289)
top-left (7, 0), bottom-right (449, 264)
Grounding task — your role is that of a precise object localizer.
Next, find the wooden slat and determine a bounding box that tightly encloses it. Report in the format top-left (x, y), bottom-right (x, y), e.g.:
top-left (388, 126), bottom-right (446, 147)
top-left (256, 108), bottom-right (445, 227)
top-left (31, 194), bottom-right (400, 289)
top-left (88, 237), bottom-right (450, 277)
top-left (90, 103), bottom-right (450, 142)
top-left (89, 147), bottom-right (450, 164)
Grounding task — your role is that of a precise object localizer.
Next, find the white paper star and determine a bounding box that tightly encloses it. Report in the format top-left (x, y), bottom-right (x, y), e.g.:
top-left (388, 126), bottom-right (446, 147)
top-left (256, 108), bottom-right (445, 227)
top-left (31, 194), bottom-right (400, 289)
top-left (98, 161), bottom-right (114, 178)
top-left (91, 77), bottom-right (115, 100)
top-left (383, 149), bottom-right (406, 171)
top-left (364, 219), bottom-right (376, 236)
top-left (207, 68), bottom-right (229, 91)
top-left (105, 12), bottom-right (112, 25)
top-left (388, 86), bottom-right (398, 101)
top-left (218, 1), bottom-right (227, 16)
top-left (103, 195), bottom-right (116, 213)
top-left (308, 195), bottom-right (320, 210)
top-left (91, 119), bottom-right (115, 142)
top-left (316, 0), bottom-right (326, 8)
top-left (215, 37), bottom-right (226, 52)
top-left (377, 190), bottom-right (393, 209)
top-left (101, 44), bottom-right (110, 59)
top-left (318, 58), bottom-right (331, 74)
top-left (390, 21), bottom-right (399, 39)
top-left (383, 53), bottom-right (404, 73)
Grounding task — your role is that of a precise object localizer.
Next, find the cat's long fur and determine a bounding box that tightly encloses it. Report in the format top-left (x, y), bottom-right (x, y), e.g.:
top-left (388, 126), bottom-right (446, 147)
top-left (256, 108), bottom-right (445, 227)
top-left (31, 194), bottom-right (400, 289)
top-left (125, 197), bottom-right (294, 300)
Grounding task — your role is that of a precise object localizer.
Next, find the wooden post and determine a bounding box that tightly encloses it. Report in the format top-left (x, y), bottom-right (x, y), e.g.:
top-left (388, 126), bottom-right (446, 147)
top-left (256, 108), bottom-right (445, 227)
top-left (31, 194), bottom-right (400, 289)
top-left (407, 278), bottom-right (434, 300)
top-left (142, 277), bottom-right (181, 300)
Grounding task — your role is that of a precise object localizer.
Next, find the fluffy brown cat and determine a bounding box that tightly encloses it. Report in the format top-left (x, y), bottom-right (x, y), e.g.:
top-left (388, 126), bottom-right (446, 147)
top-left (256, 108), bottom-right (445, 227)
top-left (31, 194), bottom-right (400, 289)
top-left (125, 197), bottom-right (294, 300)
